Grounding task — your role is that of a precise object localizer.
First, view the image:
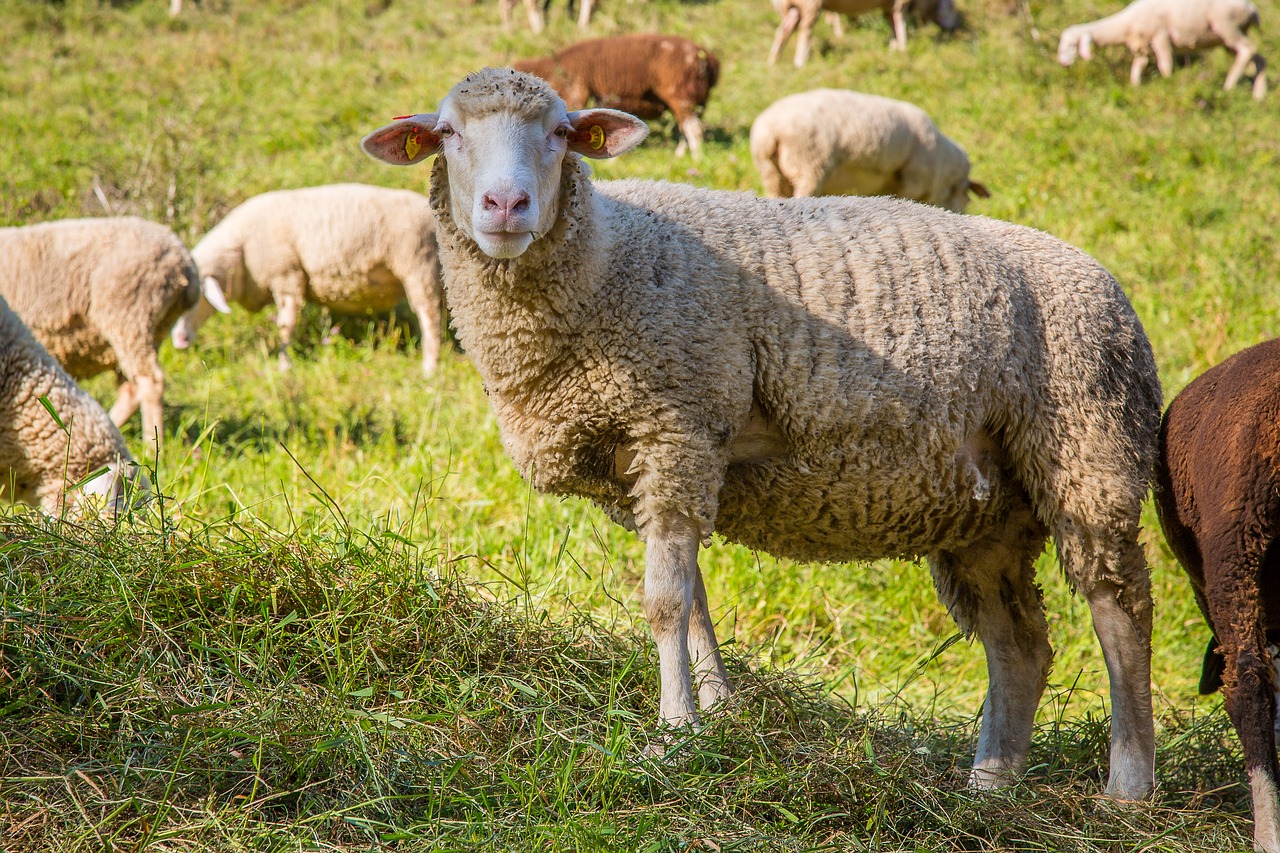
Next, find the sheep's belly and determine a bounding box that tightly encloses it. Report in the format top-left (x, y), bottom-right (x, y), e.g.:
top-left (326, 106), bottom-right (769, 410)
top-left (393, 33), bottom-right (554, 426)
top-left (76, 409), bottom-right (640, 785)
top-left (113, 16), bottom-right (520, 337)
top-left (308, 266), bottom-right (404, 314)
top-left (714, 455), bottom-right (1016, 563)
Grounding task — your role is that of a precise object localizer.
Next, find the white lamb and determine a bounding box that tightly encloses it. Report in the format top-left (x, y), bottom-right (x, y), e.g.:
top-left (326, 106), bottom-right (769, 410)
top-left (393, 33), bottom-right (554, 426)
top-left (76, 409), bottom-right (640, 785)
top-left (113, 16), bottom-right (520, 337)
top-left (171, 183), bottom-right (445, 375)
top-left (750, 89), bottom-right (989, 212)
top-left (1057, 0), bottom-right (1266, 98)
top-left (361, 68), bottom-right (1161, 800)
top-left (769, 0), bottom-right (959, 68)
top-left (0, 216), bottom-right (215, 452)
top-left (0, 295), bottom-right (137, 517)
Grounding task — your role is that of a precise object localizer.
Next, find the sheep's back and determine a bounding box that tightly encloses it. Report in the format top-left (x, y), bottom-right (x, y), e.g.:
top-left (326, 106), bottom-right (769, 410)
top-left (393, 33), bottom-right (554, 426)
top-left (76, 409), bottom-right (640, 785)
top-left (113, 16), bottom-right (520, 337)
top-left (230, 184), bottom-right (435, 313)
top-left (593, 180), bottom-right (1154, 559)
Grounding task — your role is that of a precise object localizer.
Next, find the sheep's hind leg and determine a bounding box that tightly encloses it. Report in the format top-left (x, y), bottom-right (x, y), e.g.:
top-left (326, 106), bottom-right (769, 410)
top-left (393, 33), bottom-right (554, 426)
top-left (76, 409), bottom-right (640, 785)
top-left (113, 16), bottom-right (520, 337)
top-left (768, 6), bottom-right (800, 65)
top-left (929, 504), bottom-right (1052, 789)
top-left (1060, 530), bottom-right (1155, 800)
top-left (1200, 540), bottom-right (1280, 853)
top-left (1129, 52), bottom-right (1150, 86)
top-left (689, 566), bottom-right (734, 711)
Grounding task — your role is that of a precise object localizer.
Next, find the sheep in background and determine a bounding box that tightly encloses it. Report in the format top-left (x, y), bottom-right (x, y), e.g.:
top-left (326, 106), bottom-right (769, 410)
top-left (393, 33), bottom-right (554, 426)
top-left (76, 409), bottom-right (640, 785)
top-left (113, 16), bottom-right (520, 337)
top-left (170, 184), bottom-right (445, 376)
top-left (1154, 338), bottom-right (1280, 853)
top-left (1058, 0), bottom-right (1266, 98)
top-left (0, 216), bottom-right (213, 451)
top-left (750, 89), bottom-right (988, 211)
top-left (361, 68), bottom-right (1161, 799)
top-left (0, 296), bottom-right (138, 518)
top-left (501, 0), bottom-right (596, 32)
top-left (513, 34), bottom-right (719, 157)
top-left (769, 0), bottom-right (958, 67)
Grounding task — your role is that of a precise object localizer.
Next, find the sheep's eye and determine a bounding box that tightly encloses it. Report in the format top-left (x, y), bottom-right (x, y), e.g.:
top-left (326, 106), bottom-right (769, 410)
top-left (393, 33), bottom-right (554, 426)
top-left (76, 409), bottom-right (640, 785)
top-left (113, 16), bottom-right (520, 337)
top-left (554, 126), bottom-right (569, 139)
top-left (437, 125), bottom-right (455, 138)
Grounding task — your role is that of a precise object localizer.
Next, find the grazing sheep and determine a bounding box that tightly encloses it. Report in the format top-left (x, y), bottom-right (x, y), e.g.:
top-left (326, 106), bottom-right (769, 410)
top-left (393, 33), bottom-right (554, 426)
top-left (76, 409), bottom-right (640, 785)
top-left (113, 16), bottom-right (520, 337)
top-left (1154, 338), bottom-right (1280, 853)
top-left (513, 34), bottom-right (719, 157)
top-left (0, 296), bottom-right (137, 518)
top-left (501, 0), bottom-right (595, 33)
top-left (1057, 0), bottom-right (1266, 98)
top-left (0, 216), bottom-right (209, 451)
top-left (749, 89), bottom-right (989, 212)
top-left (170, 183), bottom-right (445, 376)
top-left (769, 0), bottom-right (959, 67)
top-left (361, 68), bottom-right (1160, 799)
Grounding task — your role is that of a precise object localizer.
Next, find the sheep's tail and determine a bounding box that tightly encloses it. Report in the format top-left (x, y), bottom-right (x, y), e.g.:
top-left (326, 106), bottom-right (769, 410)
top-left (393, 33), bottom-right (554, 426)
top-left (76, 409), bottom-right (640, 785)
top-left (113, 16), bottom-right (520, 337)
top-left (749, 127), bottom-right (790, 198)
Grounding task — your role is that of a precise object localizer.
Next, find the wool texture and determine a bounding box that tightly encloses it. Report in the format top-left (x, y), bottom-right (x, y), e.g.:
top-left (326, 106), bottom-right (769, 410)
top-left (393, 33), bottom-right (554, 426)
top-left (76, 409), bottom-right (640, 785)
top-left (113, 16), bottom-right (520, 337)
top-left (0, 296), bottom-right (132, 512)
top-left (0, 216), bottom-right (197, 381)
top-left (750, 88), bottom-right (978, 210)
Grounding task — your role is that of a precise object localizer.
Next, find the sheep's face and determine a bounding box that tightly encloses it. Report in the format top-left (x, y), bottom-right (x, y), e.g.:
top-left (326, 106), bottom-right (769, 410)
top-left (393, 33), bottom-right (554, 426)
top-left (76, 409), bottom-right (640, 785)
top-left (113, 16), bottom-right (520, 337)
top-left (1058, 27), bottom-right (1091, 65)
top-left (172, 276), bottom-right (232, 349)
top-left (362, 69), bottom-right (648, 260)
top-left (24, 457), bottom-right (148, 520)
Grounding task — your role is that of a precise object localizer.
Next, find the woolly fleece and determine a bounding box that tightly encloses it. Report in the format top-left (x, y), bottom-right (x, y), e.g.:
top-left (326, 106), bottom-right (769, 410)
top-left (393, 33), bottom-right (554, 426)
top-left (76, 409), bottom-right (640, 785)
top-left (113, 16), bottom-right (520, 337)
top-left (184, 183), bottom-right (444, 372)
top-left (0, 296), bottom-right (133, 513)
top-left (749, 88), bottom-right (981, 210)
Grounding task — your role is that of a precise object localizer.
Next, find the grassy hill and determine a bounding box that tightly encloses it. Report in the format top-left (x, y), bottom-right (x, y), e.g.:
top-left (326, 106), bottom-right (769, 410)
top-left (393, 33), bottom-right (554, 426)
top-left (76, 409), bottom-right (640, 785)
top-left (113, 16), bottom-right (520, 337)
top-left (2, 0), bottom-right (1278, 848)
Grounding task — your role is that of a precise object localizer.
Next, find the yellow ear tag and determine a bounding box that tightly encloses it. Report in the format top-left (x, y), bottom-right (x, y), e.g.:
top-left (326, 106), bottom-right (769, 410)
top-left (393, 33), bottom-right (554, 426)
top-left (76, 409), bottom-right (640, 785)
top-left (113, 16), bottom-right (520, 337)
top-left (405, 133), bottom-right (421, 160)
top-left (589, 125), bottom-right (605, 150)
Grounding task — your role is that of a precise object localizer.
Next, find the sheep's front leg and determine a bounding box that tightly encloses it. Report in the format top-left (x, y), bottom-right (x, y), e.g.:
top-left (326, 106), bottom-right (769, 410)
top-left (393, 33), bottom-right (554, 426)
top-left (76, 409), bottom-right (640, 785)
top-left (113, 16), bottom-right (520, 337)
top-left (689, 566), bottom-right (734, 710)
top-left (888, 6), bottom-right (908, 51)
top-left (768, 6), bottom-right (800, 65)
top-left (644, 513), bottom-right (701, 728)
top-left (274, 292), bottom-right (303, 372)
top-left (1129, 52), bottom-right (1149, 86)
top-left (1151, 31), bottom-right (1173, 77)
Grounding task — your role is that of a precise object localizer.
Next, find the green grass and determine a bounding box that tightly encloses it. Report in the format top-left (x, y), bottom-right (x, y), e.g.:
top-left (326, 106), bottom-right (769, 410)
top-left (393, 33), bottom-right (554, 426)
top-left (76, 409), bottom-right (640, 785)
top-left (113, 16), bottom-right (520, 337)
top-left (2, 0), bottom-right (1278, 848)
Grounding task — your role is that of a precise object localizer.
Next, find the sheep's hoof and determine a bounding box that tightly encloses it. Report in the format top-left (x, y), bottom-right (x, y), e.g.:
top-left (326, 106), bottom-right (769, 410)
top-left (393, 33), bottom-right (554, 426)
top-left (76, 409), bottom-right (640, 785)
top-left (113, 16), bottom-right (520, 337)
top-left (639, 721), bottom-right (702, 761)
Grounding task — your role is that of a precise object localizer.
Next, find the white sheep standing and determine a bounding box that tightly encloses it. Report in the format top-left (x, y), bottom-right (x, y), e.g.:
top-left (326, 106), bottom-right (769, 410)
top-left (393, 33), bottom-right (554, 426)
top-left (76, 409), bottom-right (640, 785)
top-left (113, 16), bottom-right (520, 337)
top-left (500, 0), bottom-right (595, 33)
top-left (361, 68), bottom-right (1161, 800)
top-left (750, 89), bottom-right (989, 212)
top-left (769, 0), bottom-right (959, 67)
top-left (0, 295), bottom-right (137, 517)
top-left (0, 216), bottom-right (215, 452)
top-left (171, 183), bottom-right (445, 376)
top-left (1057, 0), bottom-right (1266, 98)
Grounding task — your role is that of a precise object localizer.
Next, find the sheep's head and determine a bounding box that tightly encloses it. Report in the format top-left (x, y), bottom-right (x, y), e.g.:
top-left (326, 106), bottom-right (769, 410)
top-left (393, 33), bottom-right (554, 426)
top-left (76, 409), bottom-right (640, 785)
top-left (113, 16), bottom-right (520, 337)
top-left (361, 68), bottom-right (648, 260)
top-left (62, 457), bottom-right (150, 520)
top-left (1058, 25), bottom-right (1093, 65)
top-left (171, 276), bottom-right (232, 350)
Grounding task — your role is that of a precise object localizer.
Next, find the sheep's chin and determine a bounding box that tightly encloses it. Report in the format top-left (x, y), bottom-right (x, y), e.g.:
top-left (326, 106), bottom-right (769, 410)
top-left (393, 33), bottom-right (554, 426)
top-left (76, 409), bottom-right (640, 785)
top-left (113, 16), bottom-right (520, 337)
top-left (474, 231), bottom-right (534, 259)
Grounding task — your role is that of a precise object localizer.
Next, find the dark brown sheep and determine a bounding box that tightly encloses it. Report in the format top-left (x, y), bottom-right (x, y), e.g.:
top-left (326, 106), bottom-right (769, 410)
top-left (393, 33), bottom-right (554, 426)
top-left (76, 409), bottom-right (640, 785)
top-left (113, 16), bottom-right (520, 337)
top-left (512, 33), bottom-right (719, 157)
top-left (1154, 336), bottom-right (1280, 853)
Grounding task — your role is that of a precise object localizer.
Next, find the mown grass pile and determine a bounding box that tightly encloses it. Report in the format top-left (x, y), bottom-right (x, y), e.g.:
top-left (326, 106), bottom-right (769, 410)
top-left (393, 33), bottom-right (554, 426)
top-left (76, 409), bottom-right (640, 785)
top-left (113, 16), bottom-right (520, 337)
top-left (2, 0), bottom-right (1278, 848)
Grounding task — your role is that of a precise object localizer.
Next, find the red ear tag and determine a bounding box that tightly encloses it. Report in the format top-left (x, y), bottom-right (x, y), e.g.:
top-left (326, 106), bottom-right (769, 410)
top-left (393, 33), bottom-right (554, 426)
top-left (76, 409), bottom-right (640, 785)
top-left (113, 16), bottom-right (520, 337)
top-left (589, 125), bottom-right (605, 150)
top-left (393, 114), bottom-right (414, 120)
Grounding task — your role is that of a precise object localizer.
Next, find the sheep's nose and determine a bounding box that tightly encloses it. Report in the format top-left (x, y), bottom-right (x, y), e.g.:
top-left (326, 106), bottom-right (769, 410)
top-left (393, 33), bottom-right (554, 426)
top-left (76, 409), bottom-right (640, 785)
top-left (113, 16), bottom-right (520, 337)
top-left (482, 190), bottom-right (531, 216)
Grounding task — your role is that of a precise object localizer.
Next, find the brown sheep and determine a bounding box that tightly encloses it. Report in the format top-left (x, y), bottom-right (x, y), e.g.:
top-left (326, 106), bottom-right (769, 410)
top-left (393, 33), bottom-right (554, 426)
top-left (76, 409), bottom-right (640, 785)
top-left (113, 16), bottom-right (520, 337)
top-left (513, 34), bottom-right (720, 157)
top-left (1154, 336), bottom-right (1280, 853)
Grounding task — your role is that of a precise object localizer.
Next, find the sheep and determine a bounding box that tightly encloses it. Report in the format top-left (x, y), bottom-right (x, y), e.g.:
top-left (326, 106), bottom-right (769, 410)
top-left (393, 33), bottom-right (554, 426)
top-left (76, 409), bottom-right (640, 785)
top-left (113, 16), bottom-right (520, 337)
top-left (501, 0), bottom-right (595, 33)
top-left (0, 295), bottom-right (137, 518)
top-left (1057, 0), bottom-right (1266, 98)
top-left (1153, 337), bottom-right (1280, 853)
top-left (769, 0), bottom-right (959, 68)
top-left (512, 34), bottom-right (719, 158)
top-left (749, 88), bottom-right (989, 212)
top-left (170, 183), bottom-right (445, 376)
top-left (0, 216), bottom-right (210, 452)
top-left (361, 68), bottom-right (1161, 799)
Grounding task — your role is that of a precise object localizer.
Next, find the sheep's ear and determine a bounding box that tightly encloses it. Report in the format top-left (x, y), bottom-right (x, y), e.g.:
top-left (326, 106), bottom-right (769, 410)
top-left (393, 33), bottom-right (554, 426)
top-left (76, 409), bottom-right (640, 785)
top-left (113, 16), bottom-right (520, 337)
top-left (565, 109), bottom-right (649, 159)
top-left (202, 276), bottom-right (232, 314)
top-left (361, 114), bottom-right (441, 165)
top-left (968, 180), bottom-right (990, 199)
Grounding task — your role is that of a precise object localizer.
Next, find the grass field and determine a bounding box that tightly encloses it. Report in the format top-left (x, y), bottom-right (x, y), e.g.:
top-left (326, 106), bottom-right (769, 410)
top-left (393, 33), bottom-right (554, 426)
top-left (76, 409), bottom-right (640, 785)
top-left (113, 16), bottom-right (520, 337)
top-left (2, 0), bottom-right (1279, 848)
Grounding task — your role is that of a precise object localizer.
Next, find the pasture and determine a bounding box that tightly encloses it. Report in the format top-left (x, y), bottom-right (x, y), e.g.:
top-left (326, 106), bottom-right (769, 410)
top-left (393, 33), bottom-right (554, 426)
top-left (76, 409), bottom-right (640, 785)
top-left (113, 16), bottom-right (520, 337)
top-left (1, 0), bottom-right (1278, 848)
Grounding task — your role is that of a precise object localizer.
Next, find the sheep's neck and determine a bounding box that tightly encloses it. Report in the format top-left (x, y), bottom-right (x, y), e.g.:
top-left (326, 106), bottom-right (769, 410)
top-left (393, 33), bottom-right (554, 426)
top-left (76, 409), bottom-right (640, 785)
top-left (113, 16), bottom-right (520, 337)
top-left (428, 155), bottom-right (606, 409)
top-left (1084, 6), bottom-right (1143, 45)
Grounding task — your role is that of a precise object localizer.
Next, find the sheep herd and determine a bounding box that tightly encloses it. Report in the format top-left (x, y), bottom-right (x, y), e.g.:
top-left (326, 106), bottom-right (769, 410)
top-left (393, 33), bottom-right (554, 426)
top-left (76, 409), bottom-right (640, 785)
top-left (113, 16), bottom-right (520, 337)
top-left (3, 0), bottom-right (1277, 849)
